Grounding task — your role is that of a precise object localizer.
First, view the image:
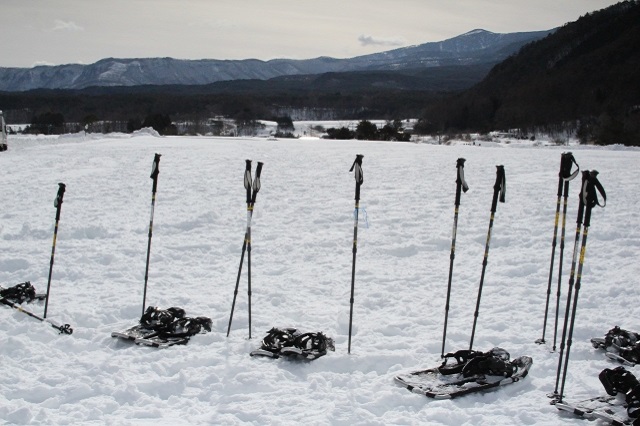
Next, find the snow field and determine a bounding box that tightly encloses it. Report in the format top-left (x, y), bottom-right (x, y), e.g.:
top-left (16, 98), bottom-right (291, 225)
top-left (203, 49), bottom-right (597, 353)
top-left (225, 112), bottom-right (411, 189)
top-left (0, 133), bottom-right (639, 425)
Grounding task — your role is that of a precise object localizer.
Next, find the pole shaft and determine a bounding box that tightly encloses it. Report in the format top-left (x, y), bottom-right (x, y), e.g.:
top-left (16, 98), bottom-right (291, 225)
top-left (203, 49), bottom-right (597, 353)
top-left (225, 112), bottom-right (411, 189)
top-left (538, 194), bottom-right (561, 343)
top-left (142, 194), bottom-right (156, 316)
top-left (348, 200), bottom-right (359, 354)
top-left (557, 227), bottom-right (589, 402)
top-left (226, 239), bottom-right (247, 337)
top-left (43, 219), bottom-right (60, 318)
top-left (44, 183), bottom-right (65, 319)
top-left (247, 214), bottom-right (252, 339)
top-left (469, 214), bottom-right (493, 350)
top-left (551, 182), bottom-right (570, 351)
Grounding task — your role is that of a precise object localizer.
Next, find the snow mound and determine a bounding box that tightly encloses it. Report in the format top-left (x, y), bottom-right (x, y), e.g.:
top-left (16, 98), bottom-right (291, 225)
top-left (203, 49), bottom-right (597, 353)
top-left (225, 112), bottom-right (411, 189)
top-left (132, 127), bottom-right (161, 137)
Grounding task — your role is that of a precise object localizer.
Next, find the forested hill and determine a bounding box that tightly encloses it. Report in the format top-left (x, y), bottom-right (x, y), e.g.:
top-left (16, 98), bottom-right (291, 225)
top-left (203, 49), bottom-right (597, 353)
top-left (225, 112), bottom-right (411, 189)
top-left (421, 0), bottom-right (640, 145)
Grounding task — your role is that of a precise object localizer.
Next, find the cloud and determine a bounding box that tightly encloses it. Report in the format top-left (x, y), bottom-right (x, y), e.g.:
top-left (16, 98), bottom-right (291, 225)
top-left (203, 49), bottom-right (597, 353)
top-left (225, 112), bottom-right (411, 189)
top-left (52, 20), bottom-right (84, 32)
top-left (358, 34), bottom-right (404, 47)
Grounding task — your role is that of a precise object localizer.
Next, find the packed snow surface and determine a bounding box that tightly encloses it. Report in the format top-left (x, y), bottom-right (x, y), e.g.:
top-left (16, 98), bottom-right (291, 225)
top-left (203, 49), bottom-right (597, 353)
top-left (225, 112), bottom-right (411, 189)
top-left (1, 133), bottom-right (639, 425)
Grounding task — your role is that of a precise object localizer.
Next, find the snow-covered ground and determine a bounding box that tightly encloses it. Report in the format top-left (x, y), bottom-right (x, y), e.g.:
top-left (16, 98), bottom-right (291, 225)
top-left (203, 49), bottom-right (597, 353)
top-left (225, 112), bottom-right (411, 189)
top-left (1, 132), bottom-right (638, 425)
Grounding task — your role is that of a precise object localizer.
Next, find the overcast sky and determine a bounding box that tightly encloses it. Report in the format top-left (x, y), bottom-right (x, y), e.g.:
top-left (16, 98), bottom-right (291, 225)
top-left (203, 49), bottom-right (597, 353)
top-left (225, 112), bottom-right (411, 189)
top-left (1, 0), bottom-right (622, 68)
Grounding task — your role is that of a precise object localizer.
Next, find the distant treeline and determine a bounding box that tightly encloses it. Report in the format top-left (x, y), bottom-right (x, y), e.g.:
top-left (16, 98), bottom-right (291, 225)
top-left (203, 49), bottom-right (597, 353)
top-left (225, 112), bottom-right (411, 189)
top-left (2, 2), bottom-right (639, 145)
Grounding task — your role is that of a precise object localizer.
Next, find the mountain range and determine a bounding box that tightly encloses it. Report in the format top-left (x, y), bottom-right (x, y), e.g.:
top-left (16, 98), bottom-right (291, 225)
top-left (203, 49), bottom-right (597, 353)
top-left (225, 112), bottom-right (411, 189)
top-left (0, 29), bottom-right (552, 92)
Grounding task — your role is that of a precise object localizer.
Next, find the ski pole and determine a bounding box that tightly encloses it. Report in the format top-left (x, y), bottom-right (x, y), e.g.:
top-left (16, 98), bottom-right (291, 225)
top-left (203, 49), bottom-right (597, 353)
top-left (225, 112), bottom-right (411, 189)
top-left (550, 153), bottom-right (580, 351)
top-left (2, 296), bottom-right (72, 334)
top-left (348, 154), bottom-right (364, 354)
top-left (441, 158), bottom-right (469, 358)
top-left (142, 153), bottom-right (161, 316)
top-left (469, 165), bottom-right (505, 351)
top-left (227, 160), bottom-right (263, 338)
top-left (227, 160), bottom-right (252, 336)
top-left (550, 170), bottom-right (588, 400)
top-left (555, 171), bottom-right (606, 403)
top-left (43, 182), bottom-right (65, 319)
top-left (247, 161), bottom-right (262, 339)
top-left (537, 152), bottom-right (579, 346)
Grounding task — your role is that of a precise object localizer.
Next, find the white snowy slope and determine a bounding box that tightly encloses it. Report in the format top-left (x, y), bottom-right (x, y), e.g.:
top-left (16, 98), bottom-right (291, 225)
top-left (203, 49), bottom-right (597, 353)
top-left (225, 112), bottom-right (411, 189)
top-left (0, 132), bottom-right (639, 425)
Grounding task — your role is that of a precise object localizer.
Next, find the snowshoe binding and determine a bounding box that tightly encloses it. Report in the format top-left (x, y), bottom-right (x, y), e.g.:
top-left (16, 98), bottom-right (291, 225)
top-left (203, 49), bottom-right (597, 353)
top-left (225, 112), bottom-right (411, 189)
top-left (0, 282), bottom-right (43, 304)
top-left (112, 306), bottom-right (186, 342)
top-left (250, 327), bottom-right (335, 360)
top-left (556, 366), bottom-right (640, 425)
top-left (135, 315), bottom-right (212, 348)
top-left (280, 332), bottom-right (336, 360)
top-left (592, 326), bottom-right (640, 366)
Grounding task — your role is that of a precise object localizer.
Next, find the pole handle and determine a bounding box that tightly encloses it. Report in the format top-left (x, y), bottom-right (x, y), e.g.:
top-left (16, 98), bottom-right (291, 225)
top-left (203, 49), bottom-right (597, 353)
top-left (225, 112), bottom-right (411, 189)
top-left (583, 170), bottom-right (606, 210)
top-left (150, 153), bottom-right (161, 192)
top-left (54, 183), bottom-right (66, 208)
top-left (490, 165), bottom-right (506, 212)
top-left (560, 152), bottom-right (580, 182)
top-left (244, 159), bottom-right (253, 203)
top-left (54, 182), bottom-right (66, 220)
top-left (350, 155), bottom-right (364, 201)
top-left (455, 158), bottom-right (469, 206)
top-left (251, 162), bottom-right (263, 204)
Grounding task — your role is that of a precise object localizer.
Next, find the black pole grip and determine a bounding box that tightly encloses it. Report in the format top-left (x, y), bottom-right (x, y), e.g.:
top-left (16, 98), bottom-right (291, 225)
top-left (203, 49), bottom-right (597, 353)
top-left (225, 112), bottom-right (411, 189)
top-left (244, 159), bottom-right (252, 204)
top-left (575, 170), bottom-right (590, 226)
top-left (555, 155), bottom-right (566, 197)
top-left (560, 152), bottom-right (579, 182)
top-left (54, 182), bottom-right (66, 208)
top-left (150, 153), bottom-right (161, 192)
top-left (350, 155), bottom-right (364, 201)
top-left (54, 182), bottom-right (66, 220)
top-left (455, 158), bottom-right (469, 206)
top-left (251, 162), bottom-right (263, 204)
top-left (490, 165), bottom-right (506, 212)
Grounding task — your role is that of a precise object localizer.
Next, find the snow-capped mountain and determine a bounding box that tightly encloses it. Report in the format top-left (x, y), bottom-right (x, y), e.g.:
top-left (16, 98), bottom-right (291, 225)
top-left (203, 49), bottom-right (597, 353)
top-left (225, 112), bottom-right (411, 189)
top-left (0, 29), bottom-right (552, 91)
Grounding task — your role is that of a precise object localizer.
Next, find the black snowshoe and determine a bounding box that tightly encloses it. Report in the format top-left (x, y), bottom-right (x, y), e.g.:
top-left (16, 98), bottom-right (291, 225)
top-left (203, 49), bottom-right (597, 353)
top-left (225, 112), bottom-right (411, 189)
top-left (557, 366), bottom-right (640, 425)
top-left (0, 282), bottom-right (45, 304)
top-left (395, 347), bottom-right (532, 399)
top-left (112, 306), bottom-right (210, 348)
top-left (592, 326), bottom-right (640, 366)
top-left (250, 327), bottom-right (335, 360)
top-left (136, 315), bottom-right (212, 348)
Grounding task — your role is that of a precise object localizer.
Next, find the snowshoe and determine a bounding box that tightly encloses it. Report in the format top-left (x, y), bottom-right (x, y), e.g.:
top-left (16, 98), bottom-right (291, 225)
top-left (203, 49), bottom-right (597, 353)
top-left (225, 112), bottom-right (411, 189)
top-left (557, 367), bottom-right (640, 425)
top-left (135, 315), bottom-right (213, 348)
top-left (556, 395), bottom-right (633, 425)
top-left (592, 326), bottom-right (640, 366)
top-left (395, 347), bottom-right (532, 399)
top-left (0, 282), bottom-right (43, 304)
top-left (250, 327), bottom-right (335, 360)
top-left (111, 306), bottom-right (186, 342)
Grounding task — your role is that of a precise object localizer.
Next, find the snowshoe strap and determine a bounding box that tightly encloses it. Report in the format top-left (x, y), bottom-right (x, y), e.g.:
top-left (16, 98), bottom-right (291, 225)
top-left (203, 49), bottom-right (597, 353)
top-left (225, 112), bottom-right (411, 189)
top-left (605, 326), bottom-right (640, 348)
top-left (600, 367), bottom-right (640, 419)
top-left (292, 332), bottom-right (335, 353)
top-left (438, 350), bottom-right (479, 375)
top-left (600, 366), bottom-right (639, 395)
top-left (0, 282), bottom-right (37, 304)
top-left (259, 327), bottom-right (297, 352)
top-left (160, 316), bottom-right (212, 338)
top-left (461, 347), bottom-right (515, 378)
top-left (139, 306), bottom-right (186, 332)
